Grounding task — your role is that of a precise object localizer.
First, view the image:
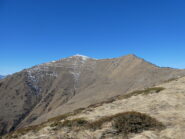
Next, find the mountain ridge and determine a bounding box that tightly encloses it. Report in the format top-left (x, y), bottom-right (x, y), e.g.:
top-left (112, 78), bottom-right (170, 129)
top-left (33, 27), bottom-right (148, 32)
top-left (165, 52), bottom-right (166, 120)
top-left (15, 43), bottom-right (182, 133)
top-left (1, 54), bottom-right (185, 136)
top-left (0, 75), bottom-right (5, 79)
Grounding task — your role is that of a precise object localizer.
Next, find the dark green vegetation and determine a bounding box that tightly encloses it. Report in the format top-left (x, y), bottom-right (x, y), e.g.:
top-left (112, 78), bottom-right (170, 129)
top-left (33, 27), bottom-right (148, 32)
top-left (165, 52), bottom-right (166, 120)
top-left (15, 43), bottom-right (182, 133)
top-left (87, 111), bottom-right (165, 133)
top-left (50, 118), bottom-right (88, 130)
top-left (49, 111), bottom-right (164, 135)
top-left (120, 87), bottom-right (165, 99)
top-left (113, 111), bottom-right (165, 134)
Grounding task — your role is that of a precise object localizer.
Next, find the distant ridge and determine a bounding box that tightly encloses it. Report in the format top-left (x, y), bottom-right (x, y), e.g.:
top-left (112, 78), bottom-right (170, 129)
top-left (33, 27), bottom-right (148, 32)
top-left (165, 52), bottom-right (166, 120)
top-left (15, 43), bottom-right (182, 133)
top-left (0, 75), bottom-right (5, 79)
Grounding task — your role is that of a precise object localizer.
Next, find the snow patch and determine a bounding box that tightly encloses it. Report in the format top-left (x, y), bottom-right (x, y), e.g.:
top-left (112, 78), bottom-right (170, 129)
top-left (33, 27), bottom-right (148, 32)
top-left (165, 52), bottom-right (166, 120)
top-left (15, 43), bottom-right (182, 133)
top-left (26, 65), bottom-right (57, 94)
top-left (69, 54), bottom-right (91, 61)
top-left (70, 71), bottom-right (80, 82)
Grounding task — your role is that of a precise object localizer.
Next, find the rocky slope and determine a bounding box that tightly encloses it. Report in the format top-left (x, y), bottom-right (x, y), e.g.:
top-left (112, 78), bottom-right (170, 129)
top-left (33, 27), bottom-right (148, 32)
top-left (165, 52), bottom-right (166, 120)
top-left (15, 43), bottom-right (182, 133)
top-left (0, 54), bottom-right (185, 136)
top-left (3, 76), bottom-right (185, 139)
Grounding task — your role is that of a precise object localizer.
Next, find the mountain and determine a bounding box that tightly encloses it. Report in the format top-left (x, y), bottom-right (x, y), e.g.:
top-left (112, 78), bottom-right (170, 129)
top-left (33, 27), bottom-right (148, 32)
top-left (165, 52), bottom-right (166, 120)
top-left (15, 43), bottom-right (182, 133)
top-left (3, 76), bottom-right (185, 139)
top-left (1, 54), bottom-right (185, 136)
top-left (0, 75), bottom-right (5, 80)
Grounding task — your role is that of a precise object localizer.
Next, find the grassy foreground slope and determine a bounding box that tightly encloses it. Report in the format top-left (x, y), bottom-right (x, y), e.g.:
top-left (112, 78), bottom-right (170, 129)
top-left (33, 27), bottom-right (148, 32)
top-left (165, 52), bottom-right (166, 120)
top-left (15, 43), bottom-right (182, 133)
top-left (3, 76), bottom-right (185, 139)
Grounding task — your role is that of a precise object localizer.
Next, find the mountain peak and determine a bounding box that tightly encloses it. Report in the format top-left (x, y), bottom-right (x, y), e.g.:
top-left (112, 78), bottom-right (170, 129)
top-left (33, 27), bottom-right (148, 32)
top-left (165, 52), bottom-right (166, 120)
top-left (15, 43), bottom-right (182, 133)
top-left (124, 54), bottom-right (138, 58)
top-left (69, 54), bottom-right (92, 61)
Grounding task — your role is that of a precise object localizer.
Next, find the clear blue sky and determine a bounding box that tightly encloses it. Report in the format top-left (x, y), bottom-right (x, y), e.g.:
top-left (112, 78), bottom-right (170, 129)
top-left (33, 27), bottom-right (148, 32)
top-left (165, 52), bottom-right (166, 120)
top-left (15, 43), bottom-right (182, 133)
top-left (0, 0), bottom-right (185, 75)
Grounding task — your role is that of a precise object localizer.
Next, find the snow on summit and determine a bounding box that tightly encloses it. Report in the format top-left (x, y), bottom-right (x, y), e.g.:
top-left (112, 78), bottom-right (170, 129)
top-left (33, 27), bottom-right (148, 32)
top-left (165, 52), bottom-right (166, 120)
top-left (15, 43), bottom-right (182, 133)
top-left (69, 54), bottom-right (91, 61)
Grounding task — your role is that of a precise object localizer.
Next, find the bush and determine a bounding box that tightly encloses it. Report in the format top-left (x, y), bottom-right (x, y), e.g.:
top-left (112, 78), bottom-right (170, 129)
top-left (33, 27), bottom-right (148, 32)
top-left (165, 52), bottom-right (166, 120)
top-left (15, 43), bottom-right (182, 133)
top-left (113, 111), bottom-right (164, 134)
top-left (5, 111), bottom-right (165, 138)
top-left (50, 118), bottom-right (89, 130)
top-left (120, 87), bottom-right (165, 99)
top-left (62, 118), bottom-right (88, 127)
top-left (88, 116), bottom-right (113, 130)
top-left (87, 111), bottom-right (164, 134)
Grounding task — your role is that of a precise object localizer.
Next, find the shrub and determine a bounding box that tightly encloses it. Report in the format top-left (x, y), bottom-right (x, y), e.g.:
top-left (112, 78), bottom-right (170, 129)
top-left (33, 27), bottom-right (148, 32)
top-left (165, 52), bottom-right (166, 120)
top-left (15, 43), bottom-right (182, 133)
top-left (63, 118), bottom-right (88, 127)
top-left (5, 111), bottom-right (165, 138)
top-left (87, 111), bottom-right (164, 134)
top-left (113, 111), bottom-right (164, 134)
top-left (121, 87), bottom-right (165, 99)
top-left (88, 116), bottom-right (113, 130)
top-left (50, 118), bottom-right (89, 130)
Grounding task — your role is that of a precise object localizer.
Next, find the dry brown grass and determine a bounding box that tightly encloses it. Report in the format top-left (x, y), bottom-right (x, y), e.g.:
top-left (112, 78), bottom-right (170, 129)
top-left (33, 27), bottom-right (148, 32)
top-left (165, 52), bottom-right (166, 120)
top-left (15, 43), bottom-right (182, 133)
top-left (47, 107), bottom-right (86, 123)
top-left (3, 87), bottom-right (165, 138)
top-left (87, 87), bottom-right (165, 109)
top-left (48, 111), bottom-right (165, 134)
top-left (4, 111), bottom-right (165, 138)
top-left (119, 87), bottom-right (165, 99)
top-left (4, 125), bottom-right (42, 139)
top-left (164, 78), bottom-right (178, 83)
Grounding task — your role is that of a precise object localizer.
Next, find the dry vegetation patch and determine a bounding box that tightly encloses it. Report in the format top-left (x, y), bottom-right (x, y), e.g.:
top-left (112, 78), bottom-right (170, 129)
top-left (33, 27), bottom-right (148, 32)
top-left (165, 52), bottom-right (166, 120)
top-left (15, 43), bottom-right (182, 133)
top-left (50, 118), bottom-right (89, 130)
top-left (120, 87), bottom-right (165, 99)
top-left (49, 111), bottom-right (165, 135)
top-left (4, 111), bottom-right (165, 138)
top-left (87, 87), bottom-right (165, 109)
top-left (113, 111), bottom-right (165, 134)
top-left (87, 111), bottom-right (165, 133)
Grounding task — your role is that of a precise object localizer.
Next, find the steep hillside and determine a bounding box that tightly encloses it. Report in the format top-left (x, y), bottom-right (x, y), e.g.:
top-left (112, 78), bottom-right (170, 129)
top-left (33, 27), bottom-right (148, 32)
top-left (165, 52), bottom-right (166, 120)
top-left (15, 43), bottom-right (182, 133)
top-left (3, 76), bottom-right (185, 139)
top-left (0, 54), bottom-right (185, 136)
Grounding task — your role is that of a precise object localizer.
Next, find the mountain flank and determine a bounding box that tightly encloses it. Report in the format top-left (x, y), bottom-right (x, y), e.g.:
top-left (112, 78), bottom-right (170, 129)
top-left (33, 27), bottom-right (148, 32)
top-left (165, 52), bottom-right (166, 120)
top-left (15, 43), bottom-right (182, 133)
top-left (0, 54), bottom-right (185, 136)
top-left (3, 76), bottom-right (185, 139)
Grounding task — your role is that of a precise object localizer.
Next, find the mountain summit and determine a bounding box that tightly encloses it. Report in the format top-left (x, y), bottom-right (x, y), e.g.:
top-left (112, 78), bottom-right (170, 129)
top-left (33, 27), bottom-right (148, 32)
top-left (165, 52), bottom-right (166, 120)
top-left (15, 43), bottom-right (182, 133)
top-left (68, 54), bottom-right (92, 60)
top-left (0, 54), bottom-right (185, 136)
